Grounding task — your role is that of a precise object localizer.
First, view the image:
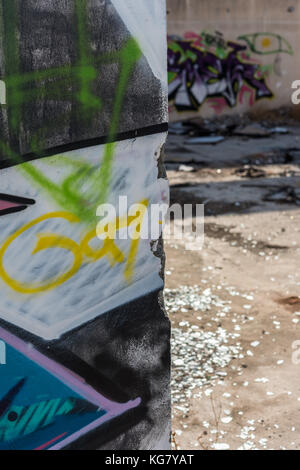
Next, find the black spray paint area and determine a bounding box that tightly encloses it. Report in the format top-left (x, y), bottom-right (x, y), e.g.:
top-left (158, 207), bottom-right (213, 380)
top-left (0, 0), bottom-right (167, 165)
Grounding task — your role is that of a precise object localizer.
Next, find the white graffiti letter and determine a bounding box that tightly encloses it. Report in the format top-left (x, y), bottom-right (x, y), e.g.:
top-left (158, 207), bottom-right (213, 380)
top-left (291, 80), bottom-right (300, 105)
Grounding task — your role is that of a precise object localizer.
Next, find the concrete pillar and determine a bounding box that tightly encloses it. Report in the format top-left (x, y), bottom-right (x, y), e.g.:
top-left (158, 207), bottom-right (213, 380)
top-left (0, 0), bottom-right (170, 450)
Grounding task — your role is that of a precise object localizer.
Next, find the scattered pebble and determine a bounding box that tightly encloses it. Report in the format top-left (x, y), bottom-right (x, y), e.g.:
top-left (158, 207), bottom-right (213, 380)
top-left (212, 443), bottom-right (230, 450)
top-left (221, 416), bottom-right (233, 424)
top-left (255, 378), bottom-right (269, 384)
top-left (166, 286), bottom-right (243, 407)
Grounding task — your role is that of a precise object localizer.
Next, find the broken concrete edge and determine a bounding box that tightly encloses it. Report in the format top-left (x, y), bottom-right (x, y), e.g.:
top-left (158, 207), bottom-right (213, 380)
top-left (152, 142), bottom-right (170, 314)
top-left (152, 140), bottom-right (172, 447)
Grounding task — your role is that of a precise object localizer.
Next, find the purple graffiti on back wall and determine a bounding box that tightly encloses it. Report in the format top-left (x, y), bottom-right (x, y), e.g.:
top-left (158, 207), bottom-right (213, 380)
top-left (168, 38), bottom-right (273, 111)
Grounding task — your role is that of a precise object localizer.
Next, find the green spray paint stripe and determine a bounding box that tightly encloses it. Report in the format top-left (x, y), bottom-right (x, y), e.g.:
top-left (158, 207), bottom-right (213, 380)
top-left (19, 38), bottom-right (143, 220)
top-left (74, 0), bottom-right (101, 113)
top-left (0, 0), bottom-right (143, 221)
top-left (2, 39), bottom-right (142, 161)
top-left (2, 50), bottom-right (142, 114)
top-left (238, 33), bottom-right (294, 55)
top-left (74, 0), bottom-right (90, 63)
top-left (21, 38), bottom-right (142, 222)
top-left (0, 138), bottom-right (94, 223)
top-left (3, 47), bottom-right (139, 87)
top-left (0, 41), bottom-right (142, 224)
top-left (95, 38), bottom-right (142, 206)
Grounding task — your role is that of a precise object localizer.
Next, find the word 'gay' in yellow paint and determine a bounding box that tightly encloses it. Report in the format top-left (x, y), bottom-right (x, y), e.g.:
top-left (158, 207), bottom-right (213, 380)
top-left (0, 200), bottom-right (148, 294)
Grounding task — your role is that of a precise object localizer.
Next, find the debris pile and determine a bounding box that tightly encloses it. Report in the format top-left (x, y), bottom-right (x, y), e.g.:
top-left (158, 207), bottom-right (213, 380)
top-left (166, 114), bottom-right (295, 172)
top-left (165, 286), bottom-right (242, 411)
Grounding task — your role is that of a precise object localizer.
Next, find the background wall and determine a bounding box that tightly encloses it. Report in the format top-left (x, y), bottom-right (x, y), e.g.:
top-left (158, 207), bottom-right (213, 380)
top-left (167, 0), bottom-right (299, 120)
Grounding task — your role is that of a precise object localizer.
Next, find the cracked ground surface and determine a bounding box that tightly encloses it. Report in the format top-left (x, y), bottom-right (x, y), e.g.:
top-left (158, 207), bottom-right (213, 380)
top-left (165, 123), bottom-right (300, 450)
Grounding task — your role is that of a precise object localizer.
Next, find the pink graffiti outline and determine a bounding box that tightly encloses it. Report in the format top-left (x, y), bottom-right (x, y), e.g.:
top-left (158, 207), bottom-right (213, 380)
top-left (239, 84), bottom-right (255, 106)
top-left (208, 97), bottom-right (228, 114)
top-left (183, 31), bottom-right (205, 48)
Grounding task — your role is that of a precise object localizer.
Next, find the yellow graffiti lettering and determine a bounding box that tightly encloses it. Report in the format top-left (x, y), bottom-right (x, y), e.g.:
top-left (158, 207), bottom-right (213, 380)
top-left (0, 212), bottom-right (82, 294)
top-left (0, 200), bottom-right (149, 294)
top-left (81, 228), bottom-right (125, 267)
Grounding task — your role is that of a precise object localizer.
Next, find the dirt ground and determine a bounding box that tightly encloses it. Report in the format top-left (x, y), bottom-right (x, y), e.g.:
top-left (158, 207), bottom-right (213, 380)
top-left (165, 118), bottom-right (300, 450)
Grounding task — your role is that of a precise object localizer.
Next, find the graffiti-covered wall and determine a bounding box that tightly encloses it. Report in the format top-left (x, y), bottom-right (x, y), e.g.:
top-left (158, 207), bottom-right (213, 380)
top-left (167, 0), bottom-right (298, 119)
top-left (0, 0), bottom-right (170, 450)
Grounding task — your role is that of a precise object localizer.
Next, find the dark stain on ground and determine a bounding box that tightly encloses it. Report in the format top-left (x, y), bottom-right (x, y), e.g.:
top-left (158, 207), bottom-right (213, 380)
top-left (170, 186), bottom-right (257, 217)
top-left (203, 223), bottom-right (289, 255)
top-left (277, 296), bottom-right (300, 313)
